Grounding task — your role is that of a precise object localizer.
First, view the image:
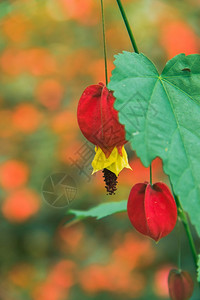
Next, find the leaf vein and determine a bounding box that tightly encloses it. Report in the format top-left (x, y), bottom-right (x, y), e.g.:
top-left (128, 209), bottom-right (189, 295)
top-left (160, 80), bottom-right (200, 197)
top-left (161, 78), bottom-right (200, 106)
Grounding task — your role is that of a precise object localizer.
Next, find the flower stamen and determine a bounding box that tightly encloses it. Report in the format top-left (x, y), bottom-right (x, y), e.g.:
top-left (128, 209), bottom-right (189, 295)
top-left (102, 168), bottom-right (118, 195)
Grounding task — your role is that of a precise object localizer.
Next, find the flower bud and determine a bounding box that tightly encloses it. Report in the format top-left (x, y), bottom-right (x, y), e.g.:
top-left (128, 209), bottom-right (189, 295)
top-left (168, 269), bottom-right (194, 300)
top-left (127, 182), bottom-right (177, 241)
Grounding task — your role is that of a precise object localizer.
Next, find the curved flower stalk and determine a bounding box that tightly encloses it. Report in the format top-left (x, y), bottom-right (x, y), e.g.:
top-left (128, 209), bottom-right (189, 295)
top-left (77, 82), bottom-right (131, 194)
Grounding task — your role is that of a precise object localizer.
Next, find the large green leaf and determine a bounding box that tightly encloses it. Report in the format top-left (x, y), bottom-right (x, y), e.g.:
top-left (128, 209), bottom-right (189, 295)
top-left (108, 52), bottom-right (200, 234)
top-left (66, 200), bottom-right (127, 224)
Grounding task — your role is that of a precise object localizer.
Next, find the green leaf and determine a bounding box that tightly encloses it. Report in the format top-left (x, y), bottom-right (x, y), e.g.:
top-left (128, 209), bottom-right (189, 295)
top-left (66, 200), bottom-right (127, 223)
top-left (197, 254), bottom-right (200, 282)
top-left (108, 52), bottom-right (200, 235)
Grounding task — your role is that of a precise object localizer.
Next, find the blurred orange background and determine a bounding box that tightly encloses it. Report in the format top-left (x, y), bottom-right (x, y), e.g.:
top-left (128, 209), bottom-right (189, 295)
top-left (0, 0), bottom-right (199, 299)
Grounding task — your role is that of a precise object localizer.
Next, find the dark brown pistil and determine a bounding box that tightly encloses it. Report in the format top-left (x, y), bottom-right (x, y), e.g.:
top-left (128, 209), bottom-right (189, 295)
top-left (102, 168), bottom-right (118, 195)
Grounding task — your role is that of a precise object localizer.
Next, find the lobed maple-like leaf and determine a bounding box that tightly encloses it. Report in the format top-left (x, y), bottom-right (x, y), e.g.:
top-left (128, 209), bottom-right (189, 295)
top-left (108, 52), bottom-right (200, 235)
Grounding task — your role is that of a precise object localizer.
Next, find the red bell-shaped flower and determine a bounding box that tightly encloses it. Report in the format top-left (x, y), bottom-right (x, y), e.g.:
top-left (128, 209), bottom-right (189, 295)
top-left (77, 82), bottom-right (131, 194)
top-left (127, 182), bottom-right (177, 241)
top-left (77, 82), bottom-right (126, 157)
top-left (168, 269), bottom-right (194, 300)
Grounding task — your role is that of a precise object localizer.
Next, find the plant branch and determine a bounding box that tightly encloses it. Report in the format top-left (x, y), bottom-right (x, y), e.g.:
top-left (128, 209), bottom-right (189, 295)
top-left (100, 0), bottom-right (108, 85)
top-left (177, 198), bottom-right (198, 267)
top-left (170, 184), bottom-right (198, 268)
top-left (116, 0), bottom-right (139, 53)
top-left (177, 220), bottom-right (182, 272)
top-left (149, 163), bottom-right (152, 185)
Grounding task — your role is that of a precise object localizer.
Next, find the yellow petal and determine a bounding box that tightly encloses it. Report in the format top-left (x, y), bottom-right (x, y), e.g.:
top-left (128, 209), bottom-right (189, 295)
top-left (92, 146), bottom-right (132, 176)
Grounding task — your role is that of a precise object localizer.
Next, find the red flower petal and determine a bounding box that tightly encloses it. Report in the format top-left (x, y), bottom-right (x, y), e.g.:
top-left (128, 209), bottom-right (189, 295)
top-left (168, 269), bottom-right (194, 300)
top-left (127, 182), bottom-right (149, 236)
top-left (145, 182), bottom-right (177, 241)
top-left (77, 82), bottom-right (126, 157)
top-left (127, 182), bottom-right (177, 241)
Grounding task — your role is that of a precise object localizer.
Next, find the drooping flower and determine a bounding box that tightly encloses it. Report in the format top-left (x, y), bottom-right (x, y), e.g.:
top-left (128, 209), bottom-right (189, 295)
top-left (77, 82), bottom-right (131, 194)
top-left (168, 269), bottom-right (194, 300)
top-left (127, 182), bottom-right (177, 241)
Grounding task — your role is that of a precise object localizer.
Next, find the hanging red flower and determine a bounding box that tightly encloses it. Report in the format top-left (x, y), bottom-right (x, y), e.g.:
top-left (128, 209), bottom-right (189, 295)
top-left (168, 269), bottom-right (194, 300)
top-left (77, 82), bottom-right (131, 194)
top-left (127, 182), bottom-right (177, 241)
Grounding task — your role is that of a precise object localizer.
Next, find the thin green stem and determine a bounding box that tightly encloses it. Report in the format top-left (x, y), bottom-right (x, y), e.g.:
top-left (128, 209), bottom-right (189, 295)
top-left (176, 198), bottom-right (200, 289)
top-left (116, 0), bottom-right (139, 53)
top-left (149, 163), bottom-right (152, 185)
top-left (177, 219), bottom-right (181, 272)
top-left (100, 0), bottom-right (108, 85)
top-left (171, 184), bottom-right (198, 268)
top-left (178, 208), bottom-right (197, 267)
